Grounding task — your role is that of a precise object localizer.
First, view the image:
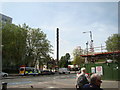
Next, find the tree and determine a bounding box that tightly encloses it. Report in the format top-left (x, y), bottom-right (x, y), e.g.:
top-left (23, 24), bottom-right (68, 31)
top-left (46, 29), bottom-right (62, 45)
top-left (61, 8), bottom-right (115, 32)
top-left (72, 47), bottom-right (84, 65)
top-left (2, 23), bottom-right (27, 69)
top-left (0, 24), bottom-right (2, 70)
top-left (22, 24), bottom-right (53, 67)
top-left (2, 23), bottom-right (53, 71)
top-left (59, 53), bottom-right (70, 68)
top-left (106, 34), bottom-right (120, 52)
top-left (105, 34), bottom-right (120, 62)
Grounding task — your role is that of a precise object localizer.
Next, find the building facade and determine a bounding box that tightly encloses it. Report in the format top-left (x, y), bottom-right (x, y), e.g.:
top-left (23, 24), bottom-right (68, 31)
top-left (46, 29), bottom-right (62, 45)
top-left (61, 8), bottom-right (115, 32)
top-left (0, 13), bottom-right (12, 24)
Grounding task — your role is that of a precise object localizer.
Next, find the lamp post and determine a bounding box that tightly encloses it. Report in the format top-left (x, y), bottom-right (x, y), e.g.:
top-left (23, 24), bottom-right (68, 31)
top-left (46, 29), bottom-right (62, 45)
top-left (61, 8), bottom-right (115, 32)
top-left (86, 41), bottom-right (88, 56)
top-left (85, 41), bottom-right (89, 63)
top-left (83, 31), bottom-right (94, 53)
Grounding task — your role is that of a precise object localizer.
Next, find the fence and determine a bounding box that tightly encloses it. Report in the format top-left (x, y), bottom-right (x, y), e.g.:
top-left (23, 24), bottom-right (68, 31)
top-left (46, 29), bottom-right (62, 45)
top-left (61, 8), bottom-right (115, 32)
top-left (80, 63), bottom-right (120, 80)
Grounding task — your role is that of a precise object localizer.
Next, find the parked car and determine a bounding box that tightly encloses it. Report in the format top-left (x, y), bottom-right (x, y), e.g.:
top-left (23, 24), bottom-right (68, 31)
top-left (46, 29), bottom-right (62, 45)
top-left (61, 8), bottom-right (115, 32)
top-left (41, 70), bottom-right (55, 75)
top-left (1, 72), bottom-right (8, 77)
top-left (59, 68), bottom-right (70, 74)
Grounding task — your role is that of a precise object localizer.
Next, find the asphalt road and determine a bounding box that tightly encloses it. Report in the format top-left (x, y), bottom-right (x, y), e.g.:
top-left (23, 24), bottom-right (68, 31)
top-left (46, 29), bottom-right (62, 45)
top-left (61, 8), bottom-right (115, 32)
top-left (1, 73), bottom-right (119, 89)
top-left (1, 74), bottom-right (76, 88)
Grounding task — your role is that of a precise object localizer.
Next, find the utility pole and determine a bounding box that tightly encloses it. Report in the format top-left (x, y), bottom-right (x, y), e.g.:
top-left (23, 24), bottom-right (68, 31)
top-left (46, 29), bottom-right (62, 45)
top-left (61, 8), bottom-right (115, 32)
top-left (56, 28), bottom-right (59, 69)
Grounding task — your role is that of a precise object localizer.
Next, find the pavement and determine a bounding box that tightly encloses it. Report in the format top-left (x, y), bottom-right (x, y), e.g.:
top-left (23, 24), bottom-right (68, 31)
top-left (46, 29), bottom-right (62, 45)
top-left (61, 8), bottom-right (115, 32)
top-left (101, 80), bottom-right (119, 88)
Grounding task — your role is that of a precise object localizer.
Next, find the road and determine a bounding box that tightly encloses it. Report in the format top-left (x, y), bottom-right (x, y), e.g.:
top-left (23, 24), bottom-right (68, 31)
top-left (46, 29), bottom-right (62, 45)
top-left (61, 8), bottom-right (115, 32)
top-left (1, 74), bottom-right (76, 88)
top-left (1, 73), bottom-right (119, 90)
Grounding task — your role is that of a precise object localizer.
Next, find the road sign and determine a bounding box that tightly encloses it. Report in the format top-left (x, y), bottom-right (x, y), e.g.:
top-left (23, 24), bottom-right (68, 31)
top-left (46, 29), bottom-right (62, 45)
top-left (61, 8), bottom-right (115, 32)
top-left (96, 66), bottom-right (103, 75)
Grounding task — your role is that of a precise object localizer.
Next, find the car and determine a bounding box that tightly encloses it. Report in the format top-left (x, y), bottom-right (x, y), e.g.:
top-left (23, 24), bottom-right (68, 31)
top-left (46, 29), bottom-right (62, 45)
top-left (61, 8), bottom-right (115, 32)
top-left (1, 72), bottom-right (8, 77)
top-left (41, 70), bottom-right (55, 75)
top-left (59, 68), bottom-right (70, 74)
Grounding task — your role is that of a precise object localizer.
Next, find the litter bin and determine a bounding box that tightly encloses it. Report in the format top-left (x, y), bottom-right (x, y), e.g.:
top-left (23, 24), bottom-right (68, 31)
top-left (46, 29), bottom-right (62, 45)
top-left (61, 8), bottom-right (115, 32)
top-left (2, 82), bottom-right (7, 90)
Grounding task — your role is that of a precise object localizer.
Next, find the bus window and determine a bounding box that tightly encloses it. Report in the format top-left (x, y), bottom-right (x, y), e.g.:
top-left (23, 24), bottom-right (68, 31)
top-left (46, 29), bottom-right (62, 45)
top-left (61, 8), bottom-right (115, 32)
top-left (20, 68), bottom-right (24, 71)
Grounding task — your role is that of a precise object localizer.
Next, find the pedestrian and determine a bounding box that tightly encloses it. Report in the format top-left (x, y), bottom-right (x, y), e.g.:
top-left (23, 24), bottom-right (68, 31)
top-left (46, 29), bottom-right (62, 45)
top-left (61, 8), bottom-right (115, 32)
top-left (83, 73), bottom-right (103, 90)
top-left (76, 67), bottom-right (89, 90)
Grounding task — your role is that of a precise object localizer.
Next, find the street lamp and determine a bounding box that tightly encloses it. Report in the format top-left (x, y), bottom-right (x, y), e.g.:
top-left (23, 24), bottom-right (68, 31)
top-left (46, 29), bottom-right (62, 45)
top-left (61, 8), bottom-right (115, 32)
top-left (85, 41), bottom-right (89, 63)
top-left (83, 31), bottom-right (94, 53)
top-left (86, 41), bottom-right (89, 55)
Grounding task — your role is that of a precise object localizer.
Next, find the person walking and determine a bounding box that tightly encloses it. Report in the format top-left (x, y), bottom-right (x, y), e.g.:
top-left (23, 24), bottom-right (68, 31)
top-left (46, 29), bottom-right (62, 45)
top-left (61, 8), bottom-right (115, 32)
top-left (83, 73), bottom-right (103, 90)
top-left (76, 67), bottom-right (89, 90)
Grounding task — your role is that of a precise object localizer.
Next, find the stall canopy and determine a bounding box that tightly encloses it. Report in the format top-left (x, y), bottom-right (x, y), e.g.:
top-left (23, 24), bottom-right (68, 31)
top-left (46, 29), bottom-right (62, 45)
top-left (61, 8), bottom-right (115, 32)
top-left (80, 51), bottom-right (120, 57)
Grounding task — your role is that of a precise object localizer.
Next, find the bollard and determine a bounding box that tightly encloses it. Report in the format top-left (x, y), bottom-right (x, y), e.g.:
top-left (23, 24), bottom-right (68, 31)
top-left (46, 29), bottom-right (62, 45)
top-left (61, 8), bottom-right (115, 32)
top-left (2, 82), bottom-right (7, 90)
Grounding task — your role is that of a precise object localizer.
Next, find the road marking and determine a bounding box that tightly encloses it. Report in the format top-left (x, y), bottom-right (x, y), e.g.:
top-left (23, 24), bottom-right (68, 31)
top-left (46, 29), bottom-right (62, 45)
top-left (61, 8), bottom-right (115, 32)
top-left (7, 81), bottom-right (32, 85)
top-left (48, 86), bottom-right (56, 88)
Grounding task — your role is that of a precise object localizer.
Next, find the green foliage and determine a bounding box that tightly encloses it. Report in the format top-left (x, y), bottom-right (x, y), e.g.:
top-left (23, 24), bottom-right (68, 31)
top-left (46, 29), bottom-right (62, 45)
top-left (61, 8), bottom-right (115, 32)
top-left (105, 34), bottom-right (120, 62)
top-left (0, 29), bottom-right (2, 52)
top-left (47, 58), bottom-right (55, 70)
top-left (106, 34), bottom-right (120, 52)
top-left (72, 47), bottom-right (84, 65)
top-left (23, 24), bottom-right (53, 67)
top-left (2, 23), bottom-right (27, 67)
top-left (59, 53), bottom-right (70, 68)
top-left (2, 23), bottom-right (53, 69)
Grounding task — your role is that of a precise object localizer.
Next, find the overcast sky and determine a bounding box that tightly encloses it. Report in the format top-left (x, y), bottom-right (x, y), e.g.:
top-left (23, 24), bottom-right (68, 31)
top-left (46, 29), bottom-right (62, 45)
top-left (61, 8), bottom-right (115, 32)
top-left (1, 2), bottom-right (118, 59)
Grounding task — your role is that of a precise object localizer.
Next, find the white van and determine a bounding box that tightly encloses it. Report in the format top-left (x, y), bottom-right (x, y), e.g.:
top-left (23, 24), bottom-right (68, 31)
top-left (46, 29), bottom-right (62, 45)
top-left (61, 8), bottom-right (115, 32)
top-left (59, 68), bottom-right (70, 74)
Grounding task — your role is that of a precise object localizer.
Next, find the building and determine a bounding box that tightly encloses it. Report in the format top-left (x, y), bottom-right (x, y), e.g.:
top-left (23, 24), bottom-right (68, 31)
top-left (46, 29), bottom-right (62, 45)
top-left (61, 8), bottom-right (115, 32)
top-left (0, 13), bottom-right (12, 24)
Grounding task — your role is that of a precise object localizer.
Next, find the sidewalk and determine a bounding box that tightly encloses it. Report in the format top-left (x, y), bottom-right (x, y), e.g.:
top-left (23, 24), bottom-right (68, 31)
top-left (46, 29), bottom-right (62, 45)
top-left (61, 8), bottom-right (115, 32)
top-left (101, 80), bottom-right (119, 88)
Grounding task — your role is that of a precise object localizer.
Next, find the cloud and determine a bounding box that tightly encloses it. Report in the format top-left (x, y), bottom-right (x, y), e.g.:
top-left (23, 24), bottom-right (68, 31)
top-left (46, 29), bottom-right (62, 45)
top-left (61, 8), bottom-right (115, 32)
top-left (1, 2), bottom-right (118, 59)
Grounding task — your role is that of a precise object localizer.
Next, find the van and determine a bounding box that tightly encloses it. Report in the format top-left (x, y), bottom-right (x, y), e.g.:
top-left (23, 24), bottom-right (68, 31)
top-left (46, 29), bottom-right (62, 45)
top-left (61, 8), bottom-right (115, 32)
top-left (59, 68), bottom-right (70, 74)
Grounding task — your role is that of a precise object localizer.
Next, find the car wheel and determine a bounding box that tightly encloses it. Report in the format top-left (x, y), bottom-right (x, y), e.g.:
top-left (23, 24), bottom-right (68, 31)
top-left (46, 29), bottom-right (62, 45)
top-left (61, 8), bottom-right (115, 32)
top-left (3, 74), bottom-right (7, 77)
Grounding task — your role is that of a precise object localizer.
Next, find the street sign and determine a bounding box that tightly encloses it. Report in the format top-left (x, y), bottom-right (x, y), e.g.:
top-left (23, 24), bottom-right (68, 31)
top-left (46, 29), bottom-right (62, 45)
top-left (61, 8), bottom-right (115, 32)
top-left (91, 67), bottom-right (95, 74)
top-left (96, 66), bottom-right (103, 75)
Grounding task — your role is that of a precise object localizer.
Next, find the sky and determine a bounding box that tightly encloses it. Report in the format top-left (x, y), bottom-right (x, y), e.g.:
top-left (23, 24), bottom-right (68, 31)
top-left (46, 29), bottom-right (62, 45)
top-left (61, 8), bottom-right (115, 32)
top-left (0, 1), bottom-right (118, 59)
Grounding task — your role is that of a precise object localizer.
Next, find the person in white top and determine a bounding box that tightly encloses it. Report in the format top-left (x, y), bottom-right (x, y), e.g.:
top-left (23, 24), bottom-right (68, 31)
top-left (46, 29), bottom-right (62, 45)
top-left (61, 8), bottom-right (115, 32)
top-left (76, 67), bottom-right (89, 90)
top-left (76, 67), bottom-right (89, 79)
